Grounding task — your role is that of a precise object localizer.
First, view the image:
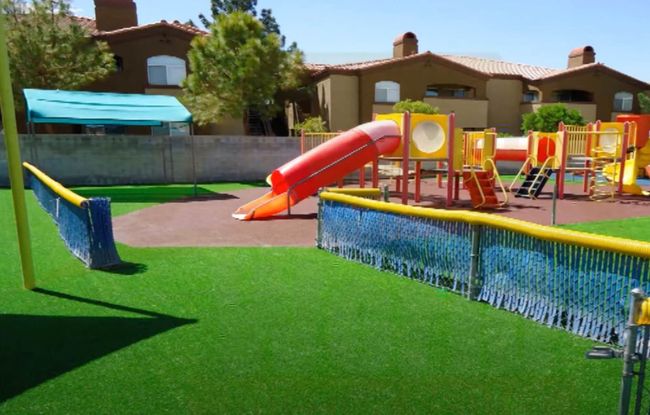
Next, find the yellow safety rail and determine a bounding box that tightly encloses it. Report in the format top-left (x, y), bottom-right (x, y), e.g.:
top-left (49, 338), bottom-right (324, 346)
top-left (22, 162), bottom-right (88, 208)
top-left (324, 187), bottom-right (382, 199)
top-left (564, 125), bottom-right (590, 156)
top-left (320, 191), bottom-right (650, 259)
top-left (483, 158), bottom-right (508, 206)
top-left (509, 156), bottom-right (538, 193)
top-left (526, 156), bottom-right (559, 199)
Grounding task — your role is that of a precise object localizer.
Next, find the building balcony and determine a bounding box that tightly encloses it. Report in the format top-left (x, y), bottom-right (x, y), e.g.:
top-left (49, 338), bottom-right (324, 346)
top-left (520, 102), bottom-right (597, 123)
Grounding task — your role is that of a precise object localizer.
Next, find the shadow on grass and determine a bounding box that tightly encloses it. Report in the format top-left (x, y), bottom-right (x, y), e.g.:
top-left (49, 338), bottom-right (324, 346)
top-left (99, 262), bottom-right (148, 276)
top-left (0, 289), bottom-right (196, 403)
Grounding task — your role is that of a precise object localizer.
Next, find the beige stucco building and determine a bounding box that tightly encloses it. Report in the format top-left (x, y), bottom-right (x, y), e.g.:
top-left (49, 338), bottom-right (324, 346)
top-left (303, 33), bottom-right (650, 134)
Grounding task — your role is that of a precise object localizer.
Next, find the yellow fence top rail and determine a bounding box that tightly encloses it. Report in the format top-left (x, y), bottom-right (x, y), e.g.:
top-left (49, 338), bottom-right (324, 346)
top-left (324, 187), bottom-right (382, 198)
top-left (22, 162), bottom-right (88, 208)
top-left (320, 191), bottom-right (650, 259)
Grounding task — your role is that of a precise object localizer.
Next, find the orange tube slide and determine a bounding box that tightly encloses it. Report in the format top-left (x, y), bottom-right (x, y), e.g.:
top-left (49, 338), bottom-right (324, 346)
top-left (233, 120), bottom-right (401, 220)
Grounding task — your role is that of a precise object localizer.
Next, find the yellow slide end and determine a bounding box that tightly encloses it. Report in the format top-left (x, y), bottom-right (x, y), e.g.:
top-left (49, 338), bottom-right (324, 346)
top-left (232, 190), bottom-right (296, 220)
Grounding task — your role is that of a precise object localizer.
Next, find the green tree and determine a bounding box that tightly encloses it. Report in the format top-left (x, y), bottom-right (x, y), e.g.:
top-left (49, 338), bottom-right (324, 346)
top-left (2, 0), bottom-right (115, 103)
top-left (293, 116), bottom-right (327, 133)
top-left (198, 0), bottom-right (285, 46)
top-left (639, 92), bottom-right (650, 114)
top-left (521, 104), bottom-right (585, 132)
top-left (182, 12), bottom-right (304, 126)
top-left (392, 99), bottom-right (439, 114)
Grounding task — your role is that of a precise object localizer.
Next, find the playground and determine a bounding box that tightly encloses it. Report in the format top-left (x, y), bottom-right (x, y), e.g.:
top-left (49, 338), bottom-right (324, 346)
top-left (6, 88), bottom-right (650, 414)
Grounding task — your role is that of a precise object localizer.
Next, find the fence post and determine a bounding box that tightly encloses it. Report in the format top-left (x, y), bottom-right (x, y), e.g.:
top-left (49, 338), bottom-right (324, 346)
top-left (468, 225), bottom-right (482, 300)
top-left (382, 184), bottom-right (390, 202)
top-left (620, 288), bottom-right (644, 415)
top-left (316, 189), bottom-right (323, 248)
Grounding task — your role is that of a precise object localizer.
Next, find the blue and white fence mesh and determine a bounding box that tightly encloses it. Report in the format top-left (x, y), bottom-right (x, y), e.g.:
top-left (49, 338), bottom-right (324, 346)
top-left (319, 199), bottom-right (650, 346)
top-left (25, 169), bottom-right (122, 269)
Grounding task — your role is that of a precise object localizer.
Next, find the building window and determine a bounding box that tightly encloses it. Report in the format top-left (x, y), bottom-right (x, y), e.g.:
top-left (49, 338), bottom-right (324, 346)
top-left (523, 91), bottom-right (539, 103)
top-left (152, 122), bottom-right (190, 136)
top-left (375, 81), bottom-right (400, 103)
top-left (425, 84), bottom-right (474, 98)
top-left (425, 86), bottom-right (438, 97)
top-left (614, 91), bottom-right (633, 112)
top-left (114, 55), bottom-right (124, 72)
top-left (552, 89), bottom-right (593, 102)
top-left (147, 55), bottom-right (187, 86)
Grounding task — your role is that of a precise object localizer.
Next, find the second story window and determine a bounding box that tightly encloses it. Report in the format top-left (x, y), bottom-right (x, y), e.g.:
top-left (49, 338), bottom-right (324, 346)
top-left (147, 55), bottom-right (187, 86)
top-left (375, 81), bottom-right (400, 103)
top-left (552, 89), bottom-right (593, 103)
top-left (523, 91), bottom-right (539, 103)
top-left (613, 91), bottom-right (633, 112)
top-left (425, 84), bottom-right (475, 98)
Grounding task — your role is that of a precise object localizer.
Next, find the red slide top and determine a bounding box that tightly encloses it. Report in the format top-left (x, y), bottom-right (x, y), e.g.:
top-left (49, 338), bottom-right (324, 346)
top-left (233, 120), bottom-right (401, 220)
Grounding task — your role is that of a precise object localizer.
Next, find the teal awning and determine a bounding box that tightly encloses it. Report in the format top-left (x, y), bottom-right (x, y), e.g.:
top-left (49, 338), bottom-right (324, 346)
top-left (23, 89), bottom-right (192, 126)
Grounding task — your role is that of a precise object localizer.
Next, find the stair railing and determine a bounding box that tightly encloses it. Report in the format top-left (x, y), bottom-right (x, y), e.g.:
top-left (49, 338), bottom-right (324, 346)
top-left (483, 158), bottom-right (509, 207)
top-left (527, 155), bottom-right (559, 199)
top-left (509, 156), bottom-right (538, 193)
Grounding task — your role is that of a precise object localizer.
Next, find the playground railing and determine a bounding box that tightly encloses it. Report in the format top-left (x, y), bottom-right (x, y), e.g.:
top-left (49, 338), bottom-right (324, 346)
top-left (23, 162), bottom-right (121, 269)
top-left (299, 131), bottom-right (341, 154)
top-left (483, 158), bottom-right (508, 206)
top-left (509, 156), bottom-right (537, 193)
top-left (318, 191), bottom-right (650, 346)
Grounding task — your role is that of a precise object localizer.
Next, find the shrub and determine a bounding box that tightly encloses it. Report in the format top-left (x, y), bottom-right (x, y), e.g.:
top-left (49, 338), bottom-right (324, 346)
top-left (521, 104), bottom-right (585, 133)
top-left (639, 92), bottom-right (650, 114)
top-left (294, 116), bottom-right (327, 133)
top-left (392, 99), bottom-right (439, 114)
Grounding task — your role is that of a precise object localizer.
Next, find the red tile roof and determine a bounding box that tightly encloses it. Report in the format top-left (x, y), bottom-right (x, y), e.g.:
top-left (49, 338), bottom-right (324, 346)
top-left (71, 15), bottom-right (206, 37)
top-left (307, 52), bottom-right (649, 87)
top-left (72, 16), bottom-right (97, 32)
top-left (440, 55), bottom-right (557, 80)
top-left (305, 51), bottom-right (489, 79)
top-left (93, 19), bottom-right (207, 37)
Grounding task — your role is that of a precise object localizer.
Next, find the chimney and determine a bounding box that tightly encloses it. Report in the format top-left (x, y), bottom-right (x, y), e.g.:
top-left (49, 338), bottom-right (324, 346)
top-left (567, 46), bottom-right (595, 69)
top-left (94, 0), bottom-right (138, 32)
top-left (393, 32), bottom-right (418, 58)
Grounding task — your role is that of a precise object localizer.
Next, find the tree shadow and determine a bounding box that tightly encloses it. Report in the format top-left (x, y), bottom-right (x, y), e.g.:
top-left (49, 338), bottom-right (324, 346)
top-left (0, 289), bottom-right (196, 403)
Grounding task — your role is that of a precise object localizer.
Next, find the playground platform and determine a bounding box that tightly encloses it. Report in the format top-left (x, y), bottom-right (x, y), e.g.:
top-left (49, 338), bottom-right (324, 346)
top-left (113, 179), bottom-right (650, 248)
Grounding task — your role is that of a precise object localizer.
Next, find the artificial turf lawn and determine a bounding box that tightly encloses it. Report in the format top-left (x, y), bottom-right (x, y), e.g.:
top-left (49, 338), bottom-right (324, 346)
top-left (0, 187), bottom-right (623, 414)
top-left (561, 216), bottom-right (650, 242)
top-left (72, 181), bottom-right (266, 216)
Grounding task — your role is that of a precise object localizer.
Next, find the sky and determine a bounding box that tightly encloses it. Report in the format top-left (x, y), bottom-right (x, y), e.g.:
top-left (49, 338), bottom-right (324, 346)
top-left (71, 0), bottom-right (650, 82)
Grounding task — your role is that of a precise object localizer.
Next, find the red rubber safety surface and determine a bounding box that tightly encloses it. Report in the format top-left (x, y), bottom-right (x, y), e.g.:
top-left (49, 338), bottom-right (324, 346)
top-left (113, 181), bottom-right (650, 248)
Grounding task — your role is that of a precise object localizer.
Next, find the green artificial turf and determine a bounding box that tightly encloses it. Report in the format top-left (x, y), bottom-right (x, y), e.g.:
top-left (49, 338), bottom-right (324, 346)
top-left (72, 181), bottom-right (266, 216)
top-left (560, 216), bottom-right (650, 242)
top-left (1, 187), bottom-right (622, 414)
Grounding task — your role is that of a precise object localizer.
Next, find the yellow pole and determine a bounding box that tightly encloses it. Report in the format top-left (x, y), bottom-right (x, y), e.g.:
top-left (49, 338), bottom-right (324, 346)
top-left (0, 11), bottom-right (35, 289)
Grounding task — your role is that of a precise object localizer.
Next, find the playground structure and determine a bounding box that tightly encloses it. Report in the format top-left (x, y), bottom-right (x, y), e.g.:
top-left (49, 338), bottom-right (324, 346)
top-left (511, 115), bottom-right (650, 201)
top-left (234, 112), bottom-right (509, 220)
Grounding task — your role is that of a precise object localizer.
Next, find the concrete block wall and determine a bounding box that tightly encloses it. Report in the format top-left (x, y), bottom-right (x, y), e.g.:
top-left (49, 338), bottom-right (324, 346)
top-left (0, 134), bottom-right (301, 186)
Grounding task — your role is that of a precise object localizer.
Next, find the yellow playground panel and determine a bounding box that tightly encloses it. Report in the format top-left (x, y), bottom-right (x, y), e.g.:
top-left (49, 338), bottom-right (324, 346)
top-left (515, 120), bottom-right (644, 200)
top-left (376, 113), bottom-right (456, 159)
top-left (463, 129), bottom-right (497, 171)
